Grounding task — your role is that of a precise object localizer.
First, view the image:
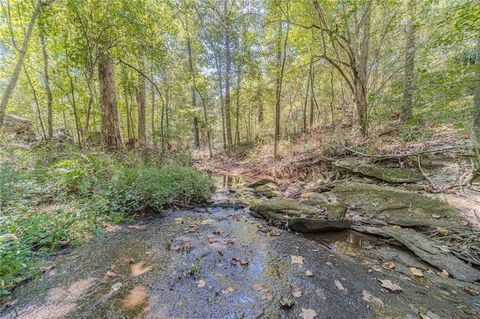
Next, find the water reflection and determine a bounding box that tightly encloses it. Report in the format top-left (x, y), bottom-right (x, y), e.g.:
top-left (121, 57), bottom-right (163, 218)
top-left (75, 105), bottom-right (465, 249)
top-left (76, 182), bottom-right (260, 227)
top-left (308, 230), bottom-right (384, 254)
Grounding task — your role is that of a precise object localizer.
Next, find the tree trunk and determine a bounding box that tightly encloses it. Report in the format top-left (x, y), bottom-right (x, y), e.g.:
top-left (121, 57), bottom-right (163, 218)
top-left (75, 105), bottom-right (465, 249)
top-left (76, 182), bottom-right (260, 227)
top-left (224, 0), bottom-right (233, 147)
top-left (473, 30), bottom-right (480, 170)
top-left (124, 84), bottom-right (132, 141)
top-left (273, 22), bottom-right (289, 158)
top-left (23, 65), bottom-right (46, 140)
top-left (234, 70), bottom-right (241, 145)
top-left (98, 51), bottom-right (122, 149)
top-left (186, 21), bottom-right (200, 149)
top-left (196, 88), bottom-right (213, 157)
top-left (309, 61), bottom-right (315, 129)
top-left (137, 52), bottom-right (147, 147)
top-left (0, 0), bottom-right (42, 128)
top-left (216, 56), bottom-right (227, 149)
top-left (151, 82), bottom-right (155, 144)
top-left (401, 0), bottom-right (415, 121)
top-left (302, 62), bottom-right (311, 132)
top-left (355, 2), bottom-right (371, 137)
top-left (40, 27), bottom-right (53, 140)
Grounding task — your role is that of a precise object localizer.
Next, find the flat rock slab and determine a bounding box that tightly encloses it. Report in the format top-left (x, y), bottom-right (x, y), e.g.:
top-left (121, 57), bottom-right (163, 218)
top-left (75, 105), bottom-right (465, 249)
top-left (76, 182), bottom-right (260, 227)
top-left (383, 227), bottom-right (480, 283)
top-left (250, 198), bottom-right (349, 232)
top-left (329, 182), bottom-right (462, 228)
top-left (335, 159), bottom-right (424, 183)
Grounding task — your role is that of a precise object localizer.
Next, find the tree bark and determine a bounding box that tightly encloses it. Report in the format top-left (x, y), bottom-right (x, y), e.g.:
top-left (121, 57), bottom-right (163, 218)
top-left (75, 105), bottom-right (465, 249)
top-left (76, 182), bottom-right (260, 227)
top-left (39, 22), bottom-right (53, 140)
top-left (23, 65), bottom-right (46, 140)
top-left (224, 0), bottom-right (233, 147)
top-left (473, 30), bottom-right (480, 170)
top-left (234, 70), bottom-right (241, 145)
top-left (355, 2), bottom-right (371, 137)
top-left (302, 61), bottom-right (311, 132)
top-left (273, 22), bottom-right (289, 158)
top-left (186, 20), bottom-right (200, 149)
top-left (401, 0), bottom-right (415, 121)
top-left (151, 81), bottom-right (155, 144)
top-left (309, 61), bottom-right (315, 129)
top-left (0, 0), bottom-right (42, 128)
top-left (98, 51), bottom-right (122, 149)
top-left (137, 51), bottom-right (147, 147)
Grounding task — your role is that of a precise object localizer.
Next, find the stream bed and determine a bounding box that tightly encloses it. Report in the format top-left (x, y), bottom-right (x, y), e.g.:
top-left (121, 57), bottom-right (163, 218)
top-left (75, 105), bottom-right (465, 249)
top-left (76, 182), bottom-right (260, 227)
top-left (1, 175), bottom-right (478, 319)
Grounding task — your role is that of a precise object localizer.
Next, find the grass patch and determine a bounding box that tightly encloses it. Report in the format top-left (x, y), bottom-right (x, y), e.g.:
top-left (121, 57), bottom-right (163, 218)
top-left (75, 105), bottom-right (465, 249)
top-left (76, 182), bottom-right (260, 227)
top-left (0, 142), bottom-right (214, 296)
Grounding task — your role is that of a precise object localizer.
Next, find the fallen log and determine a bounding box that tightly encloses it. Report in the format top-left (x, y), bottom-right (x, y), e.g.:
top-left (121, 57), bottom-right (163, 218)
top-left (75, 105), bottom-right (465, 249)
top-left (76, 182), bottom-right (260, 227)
top-left (383, 227), bottom-right (480, 283)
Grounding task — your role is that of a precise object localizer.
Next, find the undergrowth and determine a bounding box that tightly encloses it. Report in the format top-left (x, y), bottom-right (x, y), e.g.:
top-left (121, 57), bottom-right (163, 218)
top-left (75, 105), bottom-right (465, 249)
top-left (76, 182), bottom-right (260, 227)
top-left (0, 142), bottom-right (214, 296)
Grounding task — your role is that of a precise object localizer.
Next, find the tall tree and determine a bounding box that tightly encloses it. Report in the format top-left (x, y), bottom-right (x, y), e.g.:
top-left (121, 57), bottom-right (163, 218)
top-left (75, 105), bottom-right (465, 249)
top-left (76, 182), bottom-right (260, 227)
top-left (98, 50), bottom-right (122, 149)
top-left (185, 19), bottom-right (200, 149)
top-left (224, 0), bottom-right (233, 147)
top-left (473, 30), bottom-right (480, 170)
top-left (137, 51), bottom-right (147, 147)
top-left (401, 0), bottom-right (416, 121)
top-left (39, 12), bottom-right (54, 139)
top-left (273, 22), bottom-right (289, 157)
top-left (0, 0), bottom-right (44, 128)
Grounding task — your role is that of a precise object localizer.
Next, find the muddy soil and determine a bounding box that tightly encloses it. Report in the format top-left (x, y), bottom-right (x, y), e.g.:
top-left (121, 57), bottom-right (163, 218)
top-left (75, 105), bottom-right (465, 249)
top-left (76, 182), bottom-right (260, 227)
top-left (1, 178), bottom-right (478, 319)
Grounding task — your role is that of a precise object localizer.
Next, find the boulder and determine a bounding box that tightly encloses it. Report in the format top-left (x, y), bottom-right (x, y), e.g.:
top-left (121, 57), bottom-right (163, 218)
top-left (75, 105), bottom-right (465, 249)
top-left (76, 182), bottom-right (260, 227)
top-left (247, 178), bottom-right (275, 188)
top-left (252, 183), bottom-right (281, 198)
top-left (250, 198), bottom-right (349, 233)
top-left (335, 159), bottom-right (424, 183)
top-left (3, 114), bottom-right (31, 134)
top-left (328, 182), bottom-right (462, 228)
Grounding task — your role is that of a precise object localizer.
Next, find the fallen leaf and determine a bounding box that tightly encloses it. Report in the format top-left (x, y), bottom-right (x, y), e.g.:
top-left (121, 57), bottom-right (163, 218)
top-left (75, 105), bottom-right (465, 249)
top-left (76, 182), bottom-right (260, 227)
top-left (437, 245), bottom-right (449, 253)
top-left (300, 308), bottom-right (318, 319)
top-left (111, 282), bottom-right (123, 292)
top-left (409, 267), bottom-right (423, 278)
top-left (267, 229), bottom-right (280, 236)
top-left (188, 224), bottom-right (199, 232)
top-left (197, 279), bottom-right (205, 288)
top-left (106, 270), bottom-right (117, 278)
top-left (291, 255), bottom-right (304, 264)
top-left (378, 279), bottom-right (402, 293)
top-left (305, 270), bottom-right (314, 277)
top-left (252, 283), bottom-right (264, 291)
top-left (291, 284), bottom-right (302, 297)
top-left (200, 218), bottom-right (214, 225)
top-left (240, 259), bottom-right (249, 266)
top-left (382, 260), bottom-right (395, 270)
top-left (221, 286), bottom-right (235, 294)
top-left (362, 290), bottom-right (384, 306)
top-left (334, 280), bottom-right (346, 291)
top-left (420, 310), bottom-right (441, 319)
top-left (436, 227), bottom-right (449, 236)
top-left (465, 287), bottom-right (479, 296)
top-left (438, 270), bottom-right (449, 278)
top-left (280, 297), bottom-right (295, 308)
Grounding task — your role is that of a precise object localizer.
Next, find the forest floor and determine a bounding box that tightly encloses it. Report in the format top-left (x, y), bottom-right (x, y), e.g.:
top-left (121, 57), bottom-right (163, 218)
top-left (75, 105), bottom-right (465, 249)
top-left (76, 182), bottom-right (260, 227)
top-left (2, 123), bottom-right (480, 318)
top-left (1, 177), bottom-right (475, 319)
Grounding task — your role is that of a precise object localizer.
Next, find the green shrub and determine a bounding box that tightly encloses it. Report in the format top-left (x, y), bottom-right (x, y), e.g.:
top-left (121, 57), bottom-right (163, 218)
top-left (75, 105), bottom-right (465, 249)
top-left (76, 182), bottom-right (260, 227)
top-left (0, 144), bottom-right (214, 296)
top-left (110, 166), bottom-right (215, 212)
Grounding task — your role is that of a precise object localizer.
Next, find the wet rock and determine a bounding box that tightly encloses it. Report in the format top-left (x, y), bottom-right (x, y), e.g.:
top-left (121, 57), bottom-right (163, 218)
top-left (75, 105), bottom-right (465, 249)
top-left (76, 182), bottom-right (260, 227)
top-left (253, 183), bottom-right (282, 198)
top-left (250, 198), bottom-right (350, 233)
top-left (335, 159), bottom-right (424, 183)
top-left (304, 179), bottom-right (337, 193)
top-left (329, 182), bottom-right (462, 228)
top-left (383, 227), bottom-right (480, 283)
top-left (247, 179), bottom-right (275, 188)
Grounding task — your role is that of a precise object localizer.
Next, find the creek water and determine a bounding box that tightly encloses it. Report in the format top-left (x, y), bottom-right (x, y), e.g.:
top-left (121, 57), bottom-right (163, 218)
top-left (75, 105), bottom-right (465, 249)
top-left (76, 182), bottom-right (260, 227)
top-left (0, 175), bottom-right (475, 318)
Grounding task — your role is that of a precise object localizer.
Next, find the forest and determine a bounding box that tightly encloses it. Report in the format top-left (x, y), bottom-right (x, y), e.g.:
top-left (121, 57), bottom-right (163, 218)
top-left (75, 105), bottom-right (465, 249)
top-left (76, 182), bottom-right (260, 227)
top-left (1, 0), bottom-right (480, 318)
